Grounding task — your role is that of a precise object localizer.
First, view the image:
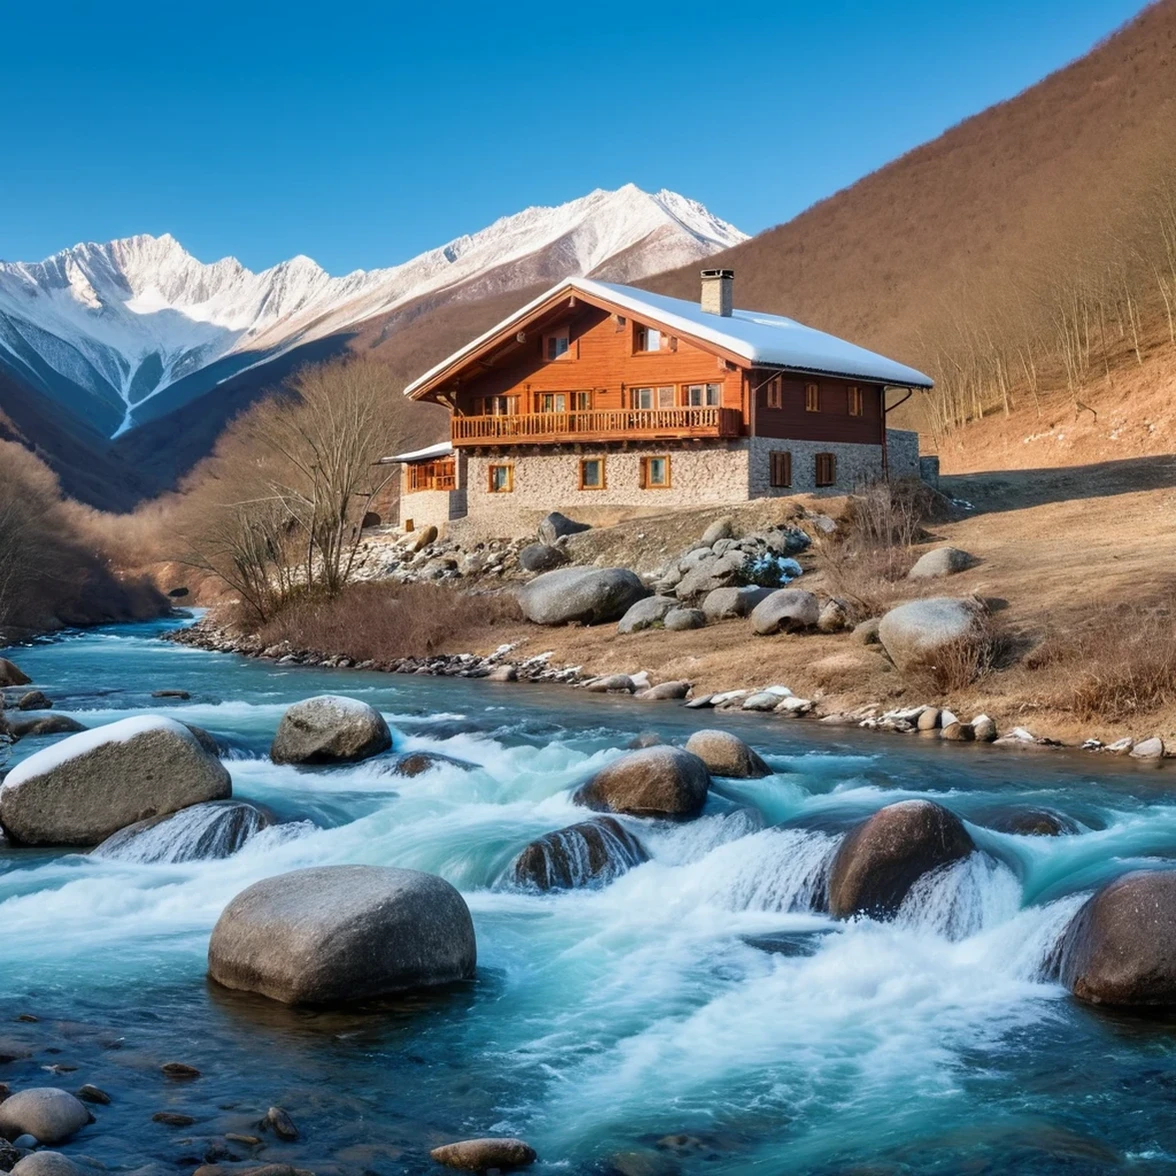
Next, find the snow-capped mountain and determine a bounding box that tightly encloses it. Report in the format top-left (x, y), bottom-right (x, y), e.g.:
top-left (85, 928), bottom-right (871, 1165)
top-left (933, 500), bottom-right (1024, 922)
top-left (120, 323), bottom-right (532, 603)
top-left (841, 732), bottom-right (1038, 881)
top-left (0, 186), bottom-right (745, 438)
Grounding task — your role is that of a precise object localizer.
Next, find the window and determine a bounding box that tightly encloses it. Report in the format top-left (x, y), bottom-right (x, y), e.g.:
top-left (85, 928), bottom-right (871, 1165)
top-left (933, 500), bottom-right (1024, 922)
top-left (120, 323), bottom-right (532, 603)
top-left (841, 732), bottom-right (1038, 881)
top-left (766, 377), bottom-right (784, 410)
top-left (573, 390), bottom-right (593, 411)
top-left (685, 383), bottom-right (721, 406)
top-left (538, 393), bottom-right (567, 413)
top-left (769, 451), bottom-right (792, 488)
top-left (848, 385), bottom-right (863, 416)
top-left (406, 457), bottom-right (457, 493)
top-left (805, 383), bottom-right (821, 412)
top-left (635, 324), bottom-right (662, 352)
top-left (814, 452), bottom-right (836, 487)
top-left (579, 457), bottom-right (606, 490)
top-left (631, 386), bottom-right (676, 409)
top-left (488, 463), bottom-right (514, 493)
top-left (476, 395), bottom-right (518, 416)
top-left (546, 333), bottom-right (570, 361)
top-left (640, 455), bottom-right (671, 489)
top-left (631, 387), bottom-right (653, 410)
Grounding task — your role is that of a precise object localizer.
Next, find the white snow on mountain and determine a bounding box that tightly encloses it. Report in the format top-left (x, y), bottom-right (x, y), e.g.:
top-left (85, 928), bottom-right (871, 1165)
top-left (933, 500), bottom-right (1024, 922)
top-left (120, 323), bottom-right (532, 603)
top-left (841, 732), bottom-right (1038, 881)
top-left (0, 185), bottom-right (746, 437)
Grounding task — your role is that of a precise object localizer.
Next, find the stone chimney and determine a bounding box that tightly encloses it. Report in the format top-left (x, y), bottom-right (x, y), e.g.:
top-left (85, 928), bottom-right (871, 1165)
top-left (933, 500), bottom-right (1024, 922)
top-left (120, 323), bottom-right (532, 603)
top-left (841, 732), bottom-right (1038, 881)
top-left (700, 268), bottom-right (734, 317)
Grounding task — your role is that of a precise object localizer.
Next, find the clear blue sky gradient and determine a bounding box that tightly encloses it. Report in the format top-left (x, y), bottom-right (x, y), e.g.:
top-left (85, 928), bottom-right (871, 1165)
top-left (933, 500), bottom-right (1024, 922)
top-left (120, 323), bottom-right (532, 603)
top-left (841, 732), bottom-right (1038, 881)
top-left (2, 0), bottom-right (1147, 274)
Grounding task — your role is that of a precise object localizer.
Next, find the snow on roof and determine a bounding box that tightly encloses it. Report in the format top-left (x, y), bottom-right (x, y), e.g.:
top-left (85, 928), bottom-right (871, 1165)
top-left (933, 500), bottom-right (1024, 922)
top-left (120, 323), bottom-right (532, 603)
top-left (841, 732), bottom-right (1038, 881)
top-left (404, 277), bottom-right (933, 398)
top-left (379, 441), bottom-right (454, 464)
top-left (1, 715), bottom-right (199, 793)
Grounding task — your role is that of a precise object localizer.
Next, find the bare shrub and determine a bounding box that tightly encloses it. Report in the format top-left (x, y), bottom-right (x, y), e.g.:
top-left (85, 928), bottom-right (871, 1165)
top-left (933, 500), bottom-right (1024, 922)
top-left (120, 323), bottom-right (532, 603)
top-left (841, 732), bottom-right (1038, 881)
top-left (1031, 603), bottom-right (1176, 722)
top-left (254, 581), bottom-right (523, 662)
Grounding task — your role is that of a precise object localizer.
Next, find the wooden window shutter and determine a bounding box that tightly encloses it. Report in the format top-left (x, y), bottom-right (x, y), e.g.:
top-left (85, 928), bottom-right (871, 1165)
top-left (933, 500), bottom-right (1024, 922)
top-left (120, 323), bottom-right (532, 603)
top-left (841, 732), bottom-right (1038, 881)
top-left (769, 451), bottom-right (791, 488)
top-left (815, 452), bottom-right (836, 487)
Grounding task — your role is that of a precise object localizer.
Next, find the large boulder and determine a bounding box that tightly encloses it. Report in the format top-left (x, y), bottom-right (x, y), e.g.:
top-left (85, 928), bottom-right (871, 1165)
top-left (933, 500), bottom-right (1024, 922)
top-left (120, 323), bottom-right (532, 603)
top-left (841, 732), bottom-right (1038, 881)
top-left (518, 543), bottom-right (567, 574)
top-left (6, 715), bottom-right (87, 739)
top-left (11, 1154), bottom-right (83, 1176)
top-left (92, 800), bottom-right (273, 864)
top-left (430, 1138), bottom-right (537, 1172)
top-left (506, 817), bottom-right (649, 891)
top-left (827, 800), bottom-right (975, 920)
top-left (208, 864), bottom-right (476, 1005)
top-left (537, 511), bottom-right (591, 545)
top-left (0, 659), bottom-right (30, 688)
top-left (700, 517), bottom-right (735, 544)
top-left (749, 589), bottom-right (820, 635)
top-left (0, 1088), bottom-right (90, 1144)
top-left (270, 695), bottom-right (391, 765)
top-left (877, 597), bottom-right (988, 674)
top-left (684, 729), bottom-right (772, 778)
top-left (617, 595), bottom-right (678, 634)
top-left (1058, 870), bottom-right (1176, 1006)
top-left (664, 608), bottom-right (706, 631)
top-left (908, 547), bottom-right (976, 579)
top-left (519, 567), bottom-right (647, 626)
top-left (701, 586), bottom-right (772, 623)
top-left (675, 551), bottom-right (747, 600)
top-left (573, 747), bottom-right (710, 820)
top-left (0, 716), bottom-right (231, 847)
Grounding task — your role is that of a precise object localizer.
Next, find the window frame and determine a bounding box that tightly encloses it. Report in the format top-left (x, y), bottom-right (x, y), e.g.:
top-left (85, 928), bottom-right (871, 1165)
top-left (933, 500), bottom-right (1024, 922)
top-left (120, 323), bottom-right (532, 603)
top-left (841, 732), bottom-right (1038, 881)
top-left (487, 462), bottom-right (514, 494)
top-left (805, 383), bottom-right (821, 413)
top-left (579, 456), bottom-right (606, 491)
top-left (766, 377), bottom-right (783, 410)
top-left (640, 454), bottom-right (672, 490)
top-left (545, 332), bottom-right (571, 361)
top-left (631, 386), bottom-right (654, 410)
top-left (848, 385), bottom-right (863, 416)
top-left (476, 394), bottom-right (518, 417)
top-left (634, 324), bottom-right (663, 353)
top-left (685, 382), bottom-right (722, 407)
top-left (814, 452), bottom-right (836, 488)
top-left (769, 450), bottom-right (792, 489)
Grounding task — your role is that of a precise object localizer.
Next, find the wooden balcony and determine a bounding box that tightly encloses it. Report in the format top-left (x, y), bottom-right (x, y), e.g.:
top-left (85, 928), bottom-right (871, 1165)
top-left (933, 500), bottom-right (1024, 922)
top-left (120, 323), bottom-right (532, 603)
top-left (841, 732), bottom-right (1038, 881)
top-left (451, 406), bottom-right (743, 447)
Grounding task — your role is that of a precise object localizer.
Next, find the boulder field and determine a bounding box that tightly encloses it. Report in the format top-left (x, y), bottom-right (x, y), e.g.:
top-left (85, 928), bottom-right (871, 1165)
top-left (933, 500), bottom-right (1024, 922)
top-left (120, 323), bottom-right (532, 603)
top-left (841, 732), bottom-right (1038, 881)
top-left (207, 864), bottom-right (476, 1005)
top-left (573, 746), bottom-right (711, 820)
top-left (270, 695), bottom-right (392, 765)
top-left (0, 716), bottom-right (231, 847)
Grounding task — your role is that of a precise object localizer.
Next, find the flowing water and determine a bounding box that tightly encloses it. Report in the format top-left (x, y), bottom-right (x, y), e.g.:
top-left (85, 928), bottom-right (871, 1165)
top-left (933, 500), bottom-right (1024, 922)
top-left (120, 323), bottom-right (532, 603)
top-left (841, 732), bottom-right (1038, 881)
top-left (3, 617), bottom-right (1176, 1174)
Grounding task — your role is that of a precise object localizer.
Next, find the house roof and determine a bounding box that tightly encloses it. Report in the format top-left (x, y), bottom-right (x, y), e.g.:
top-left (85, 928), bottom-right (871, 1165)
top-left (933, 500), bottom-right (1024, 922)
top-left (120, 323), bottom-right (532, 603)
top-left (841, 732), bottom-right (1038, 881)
top-left (403, 276), bottom-right (934, 399)
top-left (378, 440), bottom-right (453, 464)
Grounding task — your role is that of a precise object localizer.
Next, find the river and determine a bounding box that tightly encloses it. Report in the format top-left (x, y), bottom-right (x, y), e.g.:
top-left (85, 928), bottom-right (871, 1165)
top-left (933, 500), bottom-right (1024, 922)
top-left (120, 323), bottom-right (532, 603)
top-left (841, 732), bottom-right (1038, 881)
top-left (2, 616), bottom-right (1176, 1175)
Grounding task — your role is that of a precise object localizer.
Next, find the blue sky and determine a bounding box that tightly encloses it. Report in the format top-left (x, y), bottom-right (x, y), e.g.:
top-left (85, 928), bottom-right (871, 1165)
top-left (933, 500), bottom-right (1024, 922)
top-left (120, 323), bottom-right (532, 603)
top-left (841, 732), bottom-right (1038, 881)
top-left (1, 0), bottom-right (1146, 274)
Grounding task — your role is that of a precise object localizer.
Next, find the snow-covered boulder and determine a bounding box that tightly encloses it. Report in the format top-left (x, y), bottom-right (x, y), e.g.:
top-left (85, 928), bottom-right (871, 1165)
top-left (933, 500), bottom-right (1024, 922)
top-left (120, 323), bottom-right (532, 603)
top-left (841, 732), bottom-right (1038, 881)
top-left (270, 695), bottom-right (392, 765)
top-left (0, 716), bottom-right (231, 847)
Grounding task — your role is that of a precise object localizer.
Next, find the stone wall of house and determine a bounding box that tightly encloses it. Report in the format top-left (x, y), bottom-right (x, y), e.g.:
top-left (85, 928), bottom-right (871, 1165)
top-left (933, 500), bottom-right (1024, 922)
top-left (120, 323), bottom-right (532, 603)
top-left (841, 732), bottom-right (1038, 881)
top-left (453, 442), bottom-right (751, 540)
top-left (745, 429), bottom-right (920, 497)
top-left (886, 428), bottom-right (921, 480)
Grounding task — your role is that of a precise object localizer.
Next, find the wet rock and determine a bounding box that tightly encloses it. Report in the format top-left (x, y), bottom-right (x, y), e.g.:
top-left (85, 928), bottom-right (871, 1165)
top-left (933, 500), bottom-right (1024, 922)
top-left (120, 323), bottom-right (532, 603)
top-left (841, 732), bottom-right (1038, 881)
top-left (749, 589), bottom-right (820, 635)
top-left (573, 747), bottom-right (710, 820)
top-left (225, 1133), bottom-right (262, 1147)
top-left (16, 693), bottom-right (51, 712)
top-left (701, 517), bottom-right (735, 545)
top-left (877, 597), bottom-right (987, 675)
top-left (827, 800), bottom-right (975, 920)
top-left (0, 661), bottom-right (30, 689)
top-left (92, 801), bottom-right (272, 864)
top-left (981, 808), bottom-right (1079, 837)
top-left (519, 567), bottom-right (647, 626)
top-left (638, 681), bottom-right (691, 701)
top-left (907, 547), bottom-right (977, 579)
top-left (0, 1139), bottom-right (18, 1174)
top-left (916, 707), bottom-right (941, 731)
top-left (584, 674), bottom-right (636, 694)
top-left (208, 864), bottom-right (476, 1005)
top-left (430, 1138), bottom-right (537, 1171)
top-left (1130, 737), bottom-right (1165, 760)
top-left (507, 817), bottom-right (648, 891)
top-left (5, 716), bottom-right (87, 740)
top-left (940, 721), bottom-right (974, 742)
top-left (817, 598), bottom-right (852, 633)
top-left (0, 1088), bottom-right (91, 1145)
top-left (151, 690), bottom-right (191, 700)
top-left (73, 1087), bottom-right (109, 1106)
top-left (972, 715), bottom-right (997, 742)
top-left (10, 1154), bottom-right (82, 1176)
top-left (701, 586), bottom-right (771, 623)
top-left (0, 716), bottom-right (231, 847)
top-left (617, 596), bottom-right (678, 634)
top-left (486, 665), bottom-right (517, 682)
top-left (743, 929), bottom-right (834, 957)
top-left (1059, 870), bottom-right (1176, 1006)
top-left (663, 608), bottom-right (706, 631)
top-left (269, 695), bottom-right (391, 765)
top-left (152, 1111), bottom-right (195, 1126)
top-left (537, 511), bottom-right (590, 545)
top-left (262, 1107), bottom-right (298, 1141)
top-left (517, 543), bottom-right (567, 574)
top-left (683, 729), bottom-right (771, 779)
top-left (626, 731), bottom-right (663, 749)
top-left (387, 751), bottom-right (476, 777)
top-left (161, 1062), bottom-right (201, 1079)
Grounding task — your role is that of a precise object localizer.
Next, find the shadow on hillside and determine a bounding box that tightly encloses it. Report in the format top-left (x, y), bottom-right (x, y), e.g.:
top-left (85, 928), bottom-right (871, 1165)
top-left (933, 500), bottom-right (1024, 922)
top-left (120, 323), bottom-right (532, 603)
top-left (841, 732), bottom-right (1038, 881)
top-left (941, 455), bottom-right (1176, 515)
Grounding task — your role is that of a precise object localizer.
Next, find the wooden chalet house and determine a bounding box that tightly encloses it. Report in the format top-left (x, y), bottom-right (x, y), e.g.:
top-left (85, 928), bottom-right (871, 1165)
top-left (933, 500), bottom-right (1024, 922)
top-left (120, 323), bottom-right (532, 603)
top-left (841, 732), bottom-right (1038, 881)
top-left (386, 270), bottom-right (931, 536)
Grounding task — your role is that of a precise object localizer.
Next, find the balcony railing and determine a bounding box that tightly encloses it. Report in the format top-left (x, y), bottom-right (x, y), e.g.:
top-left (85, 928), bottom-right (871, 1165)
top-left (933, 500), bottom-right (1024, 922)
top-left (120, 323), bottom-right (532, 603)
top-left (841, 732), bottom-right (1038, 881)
top-left (451, 406), bottom-right (742, 446)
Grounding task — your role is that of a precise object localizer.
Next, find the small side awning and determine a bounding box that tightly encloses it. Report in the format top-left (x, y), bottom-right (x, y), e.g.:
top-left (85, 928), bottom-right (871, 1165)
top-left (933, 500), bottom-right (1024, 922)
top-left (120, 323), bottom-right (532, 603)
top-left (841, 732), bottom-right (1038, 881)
top-left (378, 441), bottom-right (454, 465)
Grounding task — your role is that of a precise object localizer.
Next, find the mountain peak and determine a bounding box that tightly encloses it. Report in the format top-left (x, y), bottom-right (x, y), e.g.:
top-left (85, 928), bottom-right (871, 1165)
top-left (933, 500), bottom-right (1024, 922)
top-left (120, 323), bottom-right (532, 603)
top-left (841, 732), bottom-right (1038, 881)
top-left (0, 185), bottom-right (744, 439)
